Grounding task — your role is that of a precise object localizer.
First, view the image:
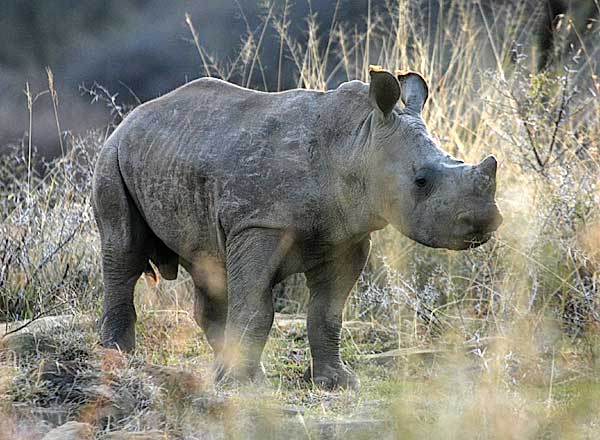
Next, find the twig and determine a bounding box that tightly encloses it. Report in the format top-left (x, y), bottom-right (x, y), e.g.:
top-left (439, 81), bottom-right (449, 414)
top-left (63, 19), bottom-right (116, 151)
top-left (245, 2), bottom-right (274, 89)
top-left (2, 300), bottom-right (69, 339)
top-left (543, 70), bottom-right (569, 167)
top-left (2, 264), bottom-right (70, 337)
top-left (25, 82), bottom-right (33, 198)
top-left (46, 67), bottom-right (64, 157)
top-left (185, 13), bottom-right (211, 78)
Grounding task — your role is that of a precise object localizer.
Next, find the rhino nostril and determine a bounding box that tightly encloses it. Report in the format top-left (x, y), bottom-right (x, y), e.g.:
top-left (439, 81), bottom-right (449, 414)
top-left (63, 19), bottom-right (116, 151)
top-left (456, 212), bottom-right (482, 235)
top-left (456, 212), bottom-right (471, 225)
top-left (456, 208), bottom-right (503, 234)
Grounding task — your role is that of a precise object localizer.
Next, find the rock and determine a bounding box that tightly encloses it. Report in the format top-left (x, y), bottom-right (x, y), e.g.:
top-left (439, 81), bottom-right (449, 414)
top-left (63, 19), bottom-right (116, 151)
top-left (0, 407), bottom-right (50, 440)
top-left (145, 364), bottom-right (203, 398)
top-left (30, 407), bottom-right (69, 426)
top-left (311, 418), bottom-right (392, 438)
top-left (0, 331), bottom-right (56, 357)
top-left (104, 430), bottom-right (166, 440)
top-left (361, 337), bottom-right (507, 365)
top-left (41, 421), bottom-right (93, 440)
top-left (11, 404), bottom-right (70, 427)
top-left (1, 315), bottom-right (78, 336)
top-left (0, 315), bottom-right (90, 357)
top-left (280, 405), bottom-right (306, 417)
top-left (77, 383), bottom-right (126, 428)
top-left (192, 393), bottom-right (227, 415)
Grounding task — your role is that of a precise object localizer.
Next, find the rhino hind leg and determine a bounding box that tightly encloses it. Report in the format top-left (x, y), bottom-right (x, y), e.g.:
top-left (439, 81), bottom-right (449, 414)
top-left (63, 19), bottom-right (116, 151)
top-left (93, 144), bottom-right (152, 352)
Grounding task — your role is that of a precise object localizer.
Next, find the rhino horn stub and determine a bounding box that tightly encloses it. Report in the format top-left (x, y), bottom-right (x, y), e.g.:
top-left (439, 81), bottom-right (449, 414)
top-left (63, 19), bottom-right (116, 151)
top-left (478, 155), bottom-right (498, 178)
top-left (475, 155), bottom-right (498, 195)
top-left (396, 70), bottom-right (429, 114)
top-left (369, 66), bottom-right (400, 118)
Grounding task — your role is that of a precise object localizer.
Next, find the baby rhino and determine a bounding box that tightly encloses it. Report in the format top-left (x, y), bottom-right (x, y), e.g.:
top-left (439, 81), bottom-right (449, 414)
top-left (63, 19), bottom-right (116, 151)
top-left (92, 66), bottom-right (502, 389)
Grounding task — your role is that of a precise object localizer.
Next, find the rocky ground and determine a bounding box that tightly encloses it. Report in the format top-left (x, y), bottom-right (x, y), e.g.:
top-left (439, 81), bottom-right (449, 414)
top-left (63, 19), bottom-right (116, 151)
top-left (0, 309), bottom-right (405, 439)
top-left (3, 302), bottom-right (600, 440)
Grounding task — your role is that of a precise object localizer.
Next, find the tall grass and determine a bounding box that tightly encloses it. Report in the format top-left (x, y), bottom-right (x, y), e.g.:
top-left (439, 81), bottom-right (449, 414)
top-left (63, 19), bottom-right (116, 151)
top-left (0, 133), bottom-right (102, 324)
top-left (1, 0), bottom-right (600, 438)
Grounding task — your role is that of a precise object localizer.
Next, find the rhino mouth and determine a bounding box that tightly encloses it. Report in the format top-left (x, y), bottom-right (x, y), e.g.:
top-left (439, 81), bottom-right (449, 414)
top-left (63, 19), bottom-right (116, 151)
top-left (463, 232), bottom-right (493, 249)
top-left (412, 232), bottom-right (494, 250)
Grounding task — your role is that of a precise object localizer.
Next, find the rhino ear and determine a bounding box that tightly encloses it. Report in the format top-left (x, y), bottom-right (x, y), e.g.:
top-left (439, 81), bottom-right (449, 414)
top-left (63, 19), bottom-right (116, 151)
top-left (396, 71), bottom-right (429, 114)
top-left (368, 65), bottom-right (400, 119)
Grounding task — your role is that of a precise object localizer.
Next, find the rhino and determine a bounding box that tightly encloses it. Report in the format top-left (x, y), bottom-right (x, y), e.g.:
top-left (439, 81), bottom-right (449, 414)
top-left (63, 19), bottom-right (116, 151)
top-left (92, 66), bottom-right (502, 389)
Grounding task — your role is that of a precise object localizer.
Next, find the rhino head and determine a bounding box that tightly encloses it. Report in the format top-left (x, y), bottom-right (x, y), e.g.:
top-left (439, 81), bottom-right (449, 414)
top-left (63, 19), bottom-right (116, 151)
top-left (365, 67), bottom-right (502, 250)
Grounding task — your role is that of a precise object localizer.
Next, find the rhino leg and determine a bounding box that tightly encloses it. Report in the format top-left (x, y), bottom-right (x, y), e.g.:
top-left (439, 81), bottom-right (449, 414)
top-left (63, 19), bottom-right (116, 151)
top-left (189, 257), bottom-right (228, 355)
top-left (304, 238), bottom-right (371, 390)
top-left (217, 228), bottom-right (290, 383)
top-left (194, 284), bottom-right (227, 354)
top-left (93, 144), bottom-right (151, 352)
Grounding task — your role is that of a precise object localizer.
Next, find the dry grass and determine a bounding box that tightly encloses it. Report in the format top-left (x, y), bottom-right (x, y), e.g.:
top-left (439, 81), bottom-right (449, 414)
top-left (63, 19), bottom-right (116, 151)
top-left (1, 0), bottom-right (600, 438)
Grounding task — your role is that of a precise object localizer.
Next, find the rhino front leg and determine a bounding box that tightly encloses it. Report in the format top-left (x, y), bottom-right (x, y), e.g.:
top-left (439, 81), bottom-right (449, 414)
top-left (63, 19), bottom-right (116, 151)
top-left (217, 228), bottom-right (292, 383)
top-left (304, 238), bottom-right (371, 390)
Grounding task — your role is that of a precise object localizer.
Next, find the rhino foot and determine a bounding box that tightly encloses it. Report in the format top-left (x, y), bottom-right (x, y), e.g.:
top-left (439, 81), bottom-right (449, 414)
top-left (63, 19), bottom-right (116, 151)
top-left (100, 331), bottom-right (135, 353)
top-left (99, 306), bottom-right (136, 352)
top-left (214, 359), bottom-right (268, 388)
top-left (304, 364), bottom-right (360, 390)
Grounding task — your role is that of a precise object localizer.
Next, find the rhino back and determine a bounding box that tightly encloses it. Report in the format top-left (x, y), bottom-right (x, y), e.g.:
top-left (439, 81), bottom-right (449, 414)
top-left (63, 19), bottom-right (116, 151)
top-left (113, 78), bottom-right (369, 260)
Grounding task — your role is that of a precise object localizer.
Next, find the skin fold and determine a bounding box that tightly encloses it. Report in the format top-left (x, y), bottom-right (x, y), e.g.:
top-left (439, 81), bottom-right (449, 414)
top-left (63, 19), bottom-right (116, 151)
top-left (92, 67), bottom-right (502, 389)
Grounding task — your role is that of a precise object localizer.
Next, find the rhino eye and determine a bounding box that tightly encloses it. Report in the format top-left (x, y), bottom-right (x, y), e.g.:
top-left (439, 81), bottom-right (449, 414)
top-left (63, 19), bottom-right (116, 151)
top-left (415, 177), bottom-right (428, 188)
top-left (413, 168), bottom-right (435, 194)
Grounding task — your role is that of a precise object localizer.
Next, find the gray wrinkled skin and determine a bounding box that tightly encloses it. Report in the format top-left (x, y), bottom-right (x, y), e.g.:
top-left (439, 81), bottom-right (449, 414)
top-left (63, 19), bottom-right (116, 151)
top-left (92, 69), bottom-right (502, 389)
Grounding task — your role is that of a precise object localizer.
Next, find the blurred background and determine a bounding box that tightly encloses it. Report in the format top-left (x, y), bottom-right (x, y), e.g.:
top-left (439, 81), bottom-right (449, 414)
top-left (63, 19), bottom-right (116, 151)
top-left (1, 0), bottom-right (597, 157)
top-left (1, 0), bottom-right (375, 156)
